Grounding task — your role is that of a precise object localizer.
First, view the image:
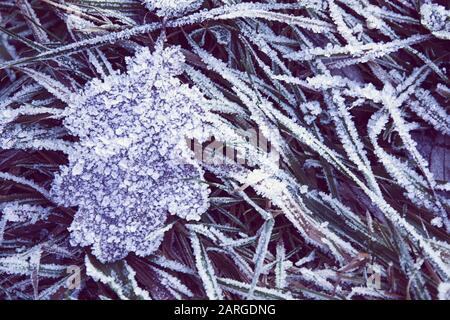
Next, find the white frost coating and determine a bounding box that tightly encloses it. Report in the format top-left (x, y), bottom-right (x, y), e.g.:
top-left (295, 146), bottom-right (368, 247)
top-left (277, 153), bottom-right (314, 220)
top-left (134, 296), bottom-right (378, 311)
top-left (2, 202), bottom-right (51, 224)
top-left (300, 101), bottom-right (322, 124)
top-left (218, 277), bottom-right (293, 300)
top-left (152, 267), bottom-right (194, 297)
top-left (410, 88), bottom-right (450, 135)
top-left (65, 14), bottom-right (97, 33)
top-left (84, 255), bottom-right (150, 299)
top-left (420, 3), bottom-right (450, 40)
top-left (346, 287), bottom-right (388, 299)
top-left (51, 44), bottom-right (211, 263)
top-left (189, 231), bottom-right (223, 299)
top-left (438, 282), bottom-right (450, 300)
top-left (0, 171), bottom-right (51, 198)
top-left (143, 0), bottom-right (203, 16)
top-left (368, 111), bottom-right (449, 227)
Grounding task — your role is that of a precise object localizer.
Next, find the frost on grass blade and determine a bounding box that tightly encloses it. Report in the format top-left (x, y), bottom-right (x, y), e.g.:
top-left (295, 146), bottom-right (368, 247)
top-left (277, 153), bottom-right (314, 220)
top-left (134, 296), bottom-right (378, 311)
top-left (420, 3), bottom-right (450, 40)
top-left (189, 231), bottom-right (223, 300)
top-left (144, 0), bottom-right (204, 17)
top-left (84, 255), bottom-right (150, 300)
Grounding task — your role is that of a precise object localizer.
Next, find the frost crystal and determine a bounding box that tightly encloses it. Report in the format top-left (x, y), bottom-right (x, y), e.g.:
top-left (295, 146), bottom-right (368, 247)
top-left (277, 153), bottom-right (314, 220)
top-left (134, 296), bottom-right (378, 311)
top-left (420, 3), bottom-right (450, 40)
top-left (51, 45), bottom-right (210, 263)
top-left (2, 202), bottom-right (51, 224)
top-left (438, 282), bottom-right (450, 300)
top-left (143, 0), bottom-right (203, 17)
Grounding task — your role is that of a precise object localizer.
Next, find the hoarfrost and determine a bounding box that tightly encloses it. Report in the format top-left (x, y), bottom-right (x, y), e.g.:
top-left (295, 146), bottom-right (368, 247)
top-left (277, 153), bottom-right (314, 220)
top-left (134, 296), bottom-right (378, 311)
top-left (51, 44), bottom-right (211, 262)
top-left (420, 3), bottom-right (450, 40)
top-left (143, 0), bottom-right (203, 17)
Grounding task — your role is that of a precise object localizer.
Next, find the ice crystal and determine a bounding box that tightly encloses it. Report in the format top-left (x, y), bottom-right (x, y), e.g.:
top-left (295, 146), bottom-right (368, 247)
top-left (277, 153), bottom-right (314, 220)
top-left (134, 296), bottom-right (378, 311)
top-left (51, 44), bottom-right (211, 262)
top-left (144, 0), bottom-right (203, 17)
top-left (420, 3), bottom-right (450, 40)
top-left (2, 202), bottom-right (50, 224)
top-left (438, 282), bottom-right (450, 300)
